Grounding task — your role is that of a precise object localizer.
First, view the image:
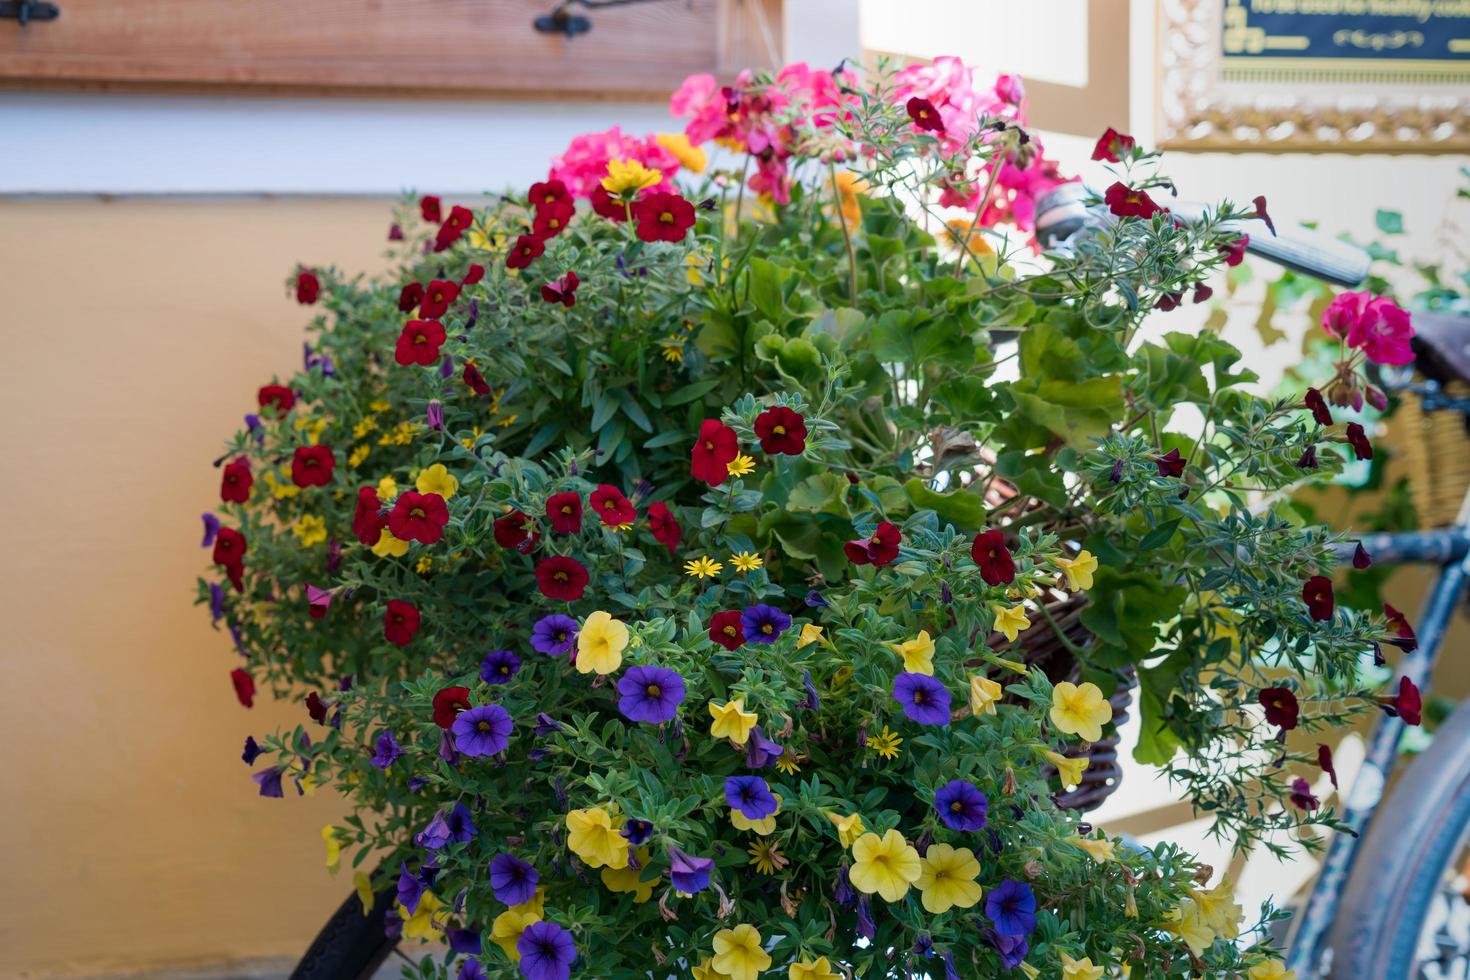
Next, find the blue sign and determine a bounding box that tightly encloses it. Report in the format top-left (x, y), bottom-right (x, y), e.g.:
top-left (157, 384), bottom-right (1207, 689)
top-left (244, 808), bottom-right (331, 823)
top-left (1222, 0), bottom-right (1470, 68)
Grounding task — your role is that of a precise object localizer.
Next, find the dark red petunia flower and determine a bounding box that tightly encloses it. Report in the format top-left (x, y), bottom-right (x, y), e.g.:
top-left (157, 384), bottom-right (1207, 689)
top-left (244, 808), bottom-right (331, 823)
top-left (257, 384), bottom-right (296, 414)
top-left (1289, 776), bottom-right (1319, 812)
top-left (384, 599), bottom-right (421, 647)
top-left (420, 195), bottom-right (443, 223)
top-left (506, 235), bottom-right (545, 270)
top-left (709, 609), bottom-right (746, 650)
top-left (1090, 127), bottom-right (1136, 162)
top-left (590, 484), bottom-right (636, 527)
top-left (535, 555), bottom-right (589, 601)
top-left (1258, 687), bottom-right (1300, 730)
top-left (352, 486), bottom-right (386, 545)
top-left (691, 419), bottom-right (740, 485)
top-left (433, 205), bottom-right (474, 252)
top-left (395, 319), bottom-right (447, 367)
top-left (1155, 292), bottom-right (1183, 312)
top-left (433, 685), bottom-right (472, 729)
top-left (1221, 235), bottom-right (1249, 267)
top-left (1296, 445), bottom-right (1319, 470)
top-left (306, 691), bottom-right (328, 723)
top-left (533, 199), bottom-right (576, 240)
top-left (419, 279), bottom-right (461, 319)
top-left (1317, 743), bottom-right (1338, 789)
top-left (633, 191), bottom-right (697, 244)
top-left (493, 509), bottom-right (541, 552)
top-left (1353, 542), bottom-right (1372, 569)
top-left (296, 270), bottom-right (321, 305)
top-left (291, 445), bottom-right (336, 488)
top-left (545, 491), bottom-right (583, 535)
top-left (388, 490), bottom-right (450, 545)
top-left (1384, 602), bottom-right (1418, 652)
top-left (845, 521), bottom-right (902, 567)
top-left (462, 263), bottom-right (485, 286)
top-left (540, 271), bottom-right (580, 308)
top-left (213, 526), bottom-right (247, 570)
top-left (970, 529), bottom-right (1015, 586)
top-left (1192, 284), bottom-right (1214, 304)
top-left (231, 668), bottom-right (256, 708)
top-left (906, 96), bottom-right (945, 132)
top-left (398, 282), bottom-right (425, 313)
top-left (591, 185), bottom-right (629, 223)
top-left (1253, 195), bottom-right (1276, 236)
top-left (1346, 422), bottom-right (1373, 461)
top-left (646, 501), bottom-right (682, 555)
top-left (1103, 181), bottom-right (1164, 220)
top-left (1382, 675), bottom-right (1422, 726)
top-left (529, 179), bottom-right (572, 212)
top-left (1302, 575), bottom-right (1335, 622)
top-left (1304, 387), bottom-right (1333, 426)
top-left (753, 406), bottom-right (807, 456)
top-left (463, 362), bottom-right (491, 397)
top-left (1154, 448), bottom-right (1187, 478)
top-left (220, 457), bottom-right (253, 504)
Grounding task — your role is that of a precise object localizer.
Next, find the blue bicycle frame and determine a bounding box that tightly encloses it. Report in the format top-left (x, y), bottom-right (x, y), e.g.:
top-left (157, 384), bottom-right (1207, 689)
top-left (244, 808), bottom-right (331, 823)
top-left (1287, 500), bottom-right (1470, 976)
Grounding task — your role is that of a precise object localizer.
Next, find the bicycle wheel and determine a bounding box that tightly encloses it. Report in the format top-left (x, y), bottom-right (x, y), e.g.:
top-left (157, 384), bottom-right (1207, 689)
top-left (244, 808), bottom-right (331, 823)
top-left (1326, 698), bottom-right (1470, 979)
top-left (290, 878), bottom-right (399, 980)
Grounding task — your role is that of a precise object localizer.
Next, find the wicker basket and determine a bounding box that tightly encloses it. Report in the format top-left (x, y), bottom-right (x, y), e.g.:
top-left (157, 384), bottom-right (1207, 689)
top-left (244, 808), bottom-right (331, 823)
top-left (1391, 379), bottom-right (1470, 528)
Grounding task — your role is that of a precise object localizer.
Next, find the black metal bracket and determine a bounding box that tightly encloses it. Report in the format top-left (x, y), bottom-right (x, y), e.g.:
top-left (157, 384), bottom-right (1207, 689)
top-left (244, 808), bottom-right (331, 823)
top-left (0, 0), bottom-right (59, 24)
top-left (533, 0), bottom-right (671, 38)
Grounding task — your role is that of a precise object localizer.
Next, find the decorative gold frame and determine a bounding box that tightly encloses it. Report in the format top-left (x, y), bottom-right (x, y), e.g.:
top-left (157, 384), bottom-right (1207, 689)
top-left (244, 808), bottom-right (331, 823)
top-left (1158, 0), bottom-right (1470, 153)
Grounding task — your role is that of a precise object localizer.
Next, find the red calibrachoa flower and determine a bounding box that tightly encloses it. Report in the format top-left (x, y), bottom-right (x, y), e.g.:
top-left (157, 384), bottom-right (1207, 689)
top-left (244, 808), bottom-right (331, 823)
top-left (533, 200), bottom-right (576, 239)
top-left (213, 526), bottom-right (247, 570)
top-left (1090, 127), bottom-right (1135, 162)
top-left (388, 490), bottom-right (450, 545)
top-left (541, 271), bottom-right (581, 308)
top-left (434, 205), bottom-right (474, 252)
top-left (506, 235), bottom-right (546, 270)
top-left (1289, 777), bottom-right (1319, 812)
top-left (493, 510), bottom-right (540, 552)
top-left (1221, 235), bottom-right (1249, 267)
top-left (754, 406), bottom-right (807, 455)
top-left (419, 279), bottom-right (461, 319)
top-left (462, 263), bottom-right (485, 286)
top-left (1346, 422), bottom-right (1373, 461)
top-left (646, 501), bottom-right (682, 554)
top-left (1302, 575), bottom-right (1335, 622)
top-left (1384, 602), bottom-right (1418, 651)
top-left (352, 486), bottom-right (386, 545)
top-left (296, 270), bottom-right (321, 305)
top-left (845, 521), bottom-right (901, 567)
top-left (535, 555), bottom-right (589, 601)
top-left (529, 178), bottom-right (572, 212)
top-left (420, 195), bottom-right (442, 223)
top-left (1253, 195), bottom-right (1276, 235)
top-left (1380, 676), bottom-right (1422, 726)
top-left (1103, 182), bottom-right (1164, 220)
top-left (709, 610), bottom-right (746, 650)
top-left (291, 445), bottom-right (336, 488)
top-left (433, 685), bottom-right (472, 729)
top-left (691, 419), bottom-right (740, 485)
top-left (1257, 687), bottom-right (1300, 730)
top-left (1156, 292), bottom-right (1183, 312)
top-left (220, 457), bottom-right (253, 504)
top-left (590, 484), bottom-right (636, 527)
top-left (395, 319), bottom-right (447, 366)
top-left (970, 529), bottom-right (1015, 586)
top-left (906, 96), bottom-right (944, 132)
top-left (257, 384), bottom-right (296, 414)
top-left (591, 186), bottom-right (629, 223)
top-left (463, 362), bottom-right (491, 396)
top-left (545, 492), bottom-right (583, 534)
top-left (384, 599), bottom-right (421, 647)
top-left (633, 191), bottom-right (697, 244)
top-left (306, 691), bottom-right (328, 723)
top-left (1304, 387), bottom-right (1333, 425)
top-left (1154, 448), bottom-right (1186, 478)
top-left (398, 282), bottom-right (425, 313)
top-left (231, 668), bottom-right (256, 708)
top-left (1318, 743), bottom-right (1338, 788)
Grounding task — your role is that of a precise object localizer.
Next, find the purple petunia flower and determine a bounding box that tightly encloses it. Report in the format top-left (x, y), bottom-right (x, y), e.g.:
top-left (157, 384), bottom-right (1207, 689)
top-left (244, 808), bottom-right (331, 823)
top-left (488, 853), bottom-right (540, 906)
top-left (201, 512), bottom-right (220, 547)
top-left (407, 776), bottom-right (427, 794)
top-left (439, 356), bottom-right (455, 380)
top-left (452, 704), bottom-right (513, 757)
top-left (241, 735), bottom-right (261, 765)
top-left (834, 865), bottom-right (856, 906)
top-left (531, 614), bottom-right (579, 656)
top-left (447, 801), bottom-right (478, 842)
top-left (893, 672), bottom-right (952, 726)
top-left (616, 665), bottom-right (686, 723)
top-left (517, 920), bottom-right (577, 980)
top-left (417, 811), bottom-right (453, 849)
top-left (744, 726), bottom-right (784, 768)
top-left (327, 538), bottom-right (342, 573)
top-left (426, 399), bottom-right (444, 430)
top-left (439, 729), bottom-right (461, 766)
top-left (986, 879), bottom-right (1037, 937)
top-left (534, 713), bottom-right (563, 736)
top-left (798, 669), bottom-right (820, 712)
top-left (805, 589), bottom-right (829, 608)
top-left (942, 951), bottom-right (960, 980)
top-left (667, 845), bottom-right (714, 893)
top-left (448, 928), bottom-right (482, 956)
top-left (724, 775), bottom-right (778, 820)
top-left (397, 861), bottom-right (425, 914)
top-left (210, 583), bottom-right (226, 623)
top-left (456, 959), bottom-right (487, 980)
top-left (382, 908), bottom-right (403, 941)
top-left (993, 932), bottom-right (1029, 970)
top-left (856, 896), bottom-right (877, 941)
top-left (253, 766), bottom-right (283, 797)
top-left (480, 649), bottom-right (522, 685)
top-left (244, 413), bottom-right (263, 443)
top-left (371, 730), bottom-right (402, 769)
top-left (621, 818), bottom-right (654, 846)
top-left (934, 779), bottom-right (989, 831)
top-left (741, 604), bottom-right (792, 644)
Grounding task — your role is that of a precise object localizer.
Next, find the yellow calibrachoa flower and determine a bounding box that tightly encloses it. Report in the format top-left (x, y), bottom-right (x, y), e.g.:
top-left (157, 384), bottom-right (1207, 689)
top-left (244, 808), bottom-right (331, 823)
top-left (727, 453), bottom-right (757, 477)
top-left (709, 698), bottom-right (759, 745)
top-left (1194, 880), bottom-right (1243, 939)
top-left (889, 630), bottom-right (936, 675)
top-left (1061, 953), bottom-right (1106, 980)
top-left (1163, 898), bottom-right (1215, 956)
top-left (833, 169), bottom-right (868, 227)
top-left (796, 623), bottom-right (824, 648)
top-left (601, 847), bottom-right (658, 902)
top-left (789, 957), bottom-right (842, 980)
top-left (684, 555), bottom-right (723, 579)
top-left (602, 158), bottom-right (662, 195)
top-left (398, 890), bottom-right (445, 942)
top-left (969, 674), bottom-right (1004, 715)
top-left (565, 807), bottom-right (629, 869)
top-left (293, 514), bottom-right (327, 547)
top-left (321, 824), bottom-right (342, 874)
top-left (731, 550), bottom-right (764, 572)
top-left (993, 603), bottom-right (1032, 642)
top-left (371, 529), bottom-right (409, 558)
top-left (866, 726), bottom-right (903, 759)
top-left (348, 444), bottom-right (370, 468)
top-left (916, 842), bottom-right (983, 914)
top-left (849, 829), bottom-right (922, 902)
top-left (1049, 681), bottom-right (1112, 742)
top-left (490, 906), bottom-right (541, 961)
top-left (415, 462), bottom-right (458, 500)
top-left (352, 871), bottom-right (373, 914)
top-left (376, 475), bottom-right (398, 501)
top-left (264, 468), bottom-right (300, 499)
top-left (1248, 960), bottom-right (1296, 980)
top-left (690, 958), bottom-right (725, 980)
top-left (1044, 750), bottom-right (1089, 789)
top-left (712, 924), bottom-right (772, 980)
top-left (656, 132), bottom-right (708, 173)
top-left (1054, 549), bottom-right (1099, 591)
top-left (825, 810), bottom-right (866, 847)
top-left (732, 794), bottom-right (781, 835)
top-left (295, 416), bottom-right (328, 443)
top-left (575, 610), bottom-right (628, 675)
top-left (1072, 835), bottom-right (1117, 863)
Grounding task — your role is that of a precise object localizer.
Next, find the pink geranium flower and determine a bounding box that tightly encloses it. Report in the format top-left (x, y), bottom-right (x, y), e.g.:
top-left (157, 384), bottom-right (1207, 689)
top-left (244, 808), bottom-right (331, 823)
top-left (1322, 291), bottom-right (1415, 366)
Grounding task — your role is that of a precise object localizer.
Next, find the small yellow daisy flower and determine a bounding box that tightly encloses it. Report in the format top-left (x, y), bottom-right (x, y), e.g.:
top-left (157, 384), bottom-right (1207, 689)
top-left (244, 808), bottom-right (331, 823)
top-left (775, 754), bottom-right (803, 776)
top-left (368, 399), bottom-right (392, 413)
top-left (730, 550), bottom-right (764, 572)
top-left (348, 445), bottom-right (370, 468)
top-left (352, 416), bottom-right (378, 439)
top-left (659, 340), bottom-right (685, 363)
top-left (684, 555), bottom-right (723, 579)
top-left (867, 726), bottom-right (903, 760)
top-left (727, 454), bottom-right (757, 477)
top-left (747, 839), bottom-right (788, 875)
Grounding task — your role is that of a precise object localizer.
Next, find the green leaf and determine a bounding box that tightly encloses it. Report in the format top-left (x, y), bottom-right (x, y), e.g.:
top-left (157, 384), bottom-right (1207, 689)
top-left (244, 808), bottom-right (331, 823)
top-left (1375, 209), bottom-right (1404, 235)
top-left (590, 392), bottom-right (619, 432)
top-left (1136, 517), bottom-right (1182, 552)
top-left (617, 392), bottom-right (654, 433)
top-left (522, 421), bottom-right (564, 457)
top-left (902, 478), bottom-right (986, 531)
top-left (664, 378), bottom-right (721, 406)
top-left (787, 473), bottom-right (851, 517)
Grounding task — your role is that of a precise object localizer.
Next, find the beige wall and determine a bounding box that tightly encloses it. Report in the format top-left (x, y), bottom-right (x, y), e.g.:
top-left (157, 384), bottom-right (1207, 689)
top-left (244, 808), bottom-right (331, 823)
top-left (0, 199), bottom-right (398, 978)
